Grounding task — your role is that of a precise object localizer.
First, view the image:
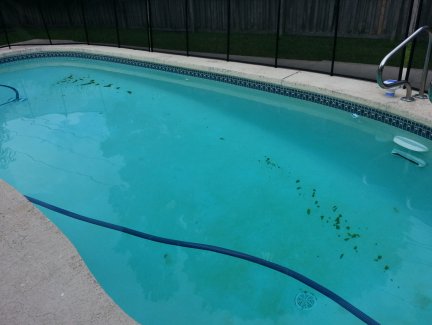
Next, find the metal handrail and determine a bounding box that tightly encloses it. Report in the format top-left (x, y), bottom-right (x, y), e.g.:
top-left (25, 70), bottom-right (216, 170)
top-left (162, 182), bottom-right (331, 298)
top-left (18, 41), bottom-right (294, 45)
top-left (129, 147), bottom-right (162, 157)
top-left (377, 25), bottom-right (432, 102)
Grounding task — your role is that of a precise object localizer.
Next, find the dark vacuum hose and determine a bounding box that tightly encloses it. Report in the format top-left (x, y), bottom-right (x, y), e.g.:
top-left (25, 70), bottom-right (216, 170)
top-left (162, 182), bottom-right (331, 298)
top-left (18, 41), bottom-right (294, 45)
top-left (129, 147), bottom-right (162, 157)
top-left (0, 84), bottom-right (20, 106)
top-left (25, 195), bottom-right (380, 325)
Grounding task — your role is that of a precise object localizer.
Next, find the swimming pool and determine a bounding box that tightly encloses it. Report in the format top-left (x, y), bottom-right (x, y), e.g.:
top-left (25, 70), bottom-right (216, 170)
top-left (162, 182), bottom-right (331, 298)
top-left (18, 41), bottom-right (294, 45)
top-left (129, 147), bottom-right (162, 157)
top-left (1, 52), bottom-right (432, 324)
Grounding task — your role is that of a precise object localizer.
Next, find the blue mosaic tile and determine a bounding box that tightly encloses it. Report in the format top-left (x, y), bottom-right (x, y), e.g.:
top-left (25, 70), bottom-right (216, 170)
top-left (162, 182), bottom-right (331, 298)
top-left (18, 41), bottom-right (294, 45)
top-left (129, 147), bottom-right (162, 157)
top-left (1, 51), bottom-right (432, 140)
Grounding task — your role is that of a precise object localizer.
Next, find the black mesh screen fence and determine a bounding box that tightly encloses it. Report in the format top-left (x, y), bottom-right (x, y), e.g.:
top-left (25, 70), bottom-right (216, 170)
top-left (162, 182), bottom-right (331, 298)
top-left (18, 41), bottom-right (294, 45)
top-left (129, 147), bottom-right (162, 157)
top-left (0, 24), bottom-right (7, 48)
top-left (39, 0), bottom-right (86, 45)
top-left (333, 0), bottom-right (413, 82)
top-left (0, 5), bottom-right (8, 48)
top-left (149, 0), bottom-right (187, 55)
top-left (277, 0), bottom-right (337, 74)
top-left (229, 0), bottom-right (279, 66)
top-left (1, 0), bottom-right (50, 46)
top-left (407, 0), bottom-right (432, 90)
top-left (117, 0), bottom-right (150, 50)
top-left (0, 31), bottom-right (6, 48)
top-left (0, 0), bottom-right (431, 89)
top-left (83, 0), bottom-right (118, 47)
top-left (188, 0), bottom-right (227, 60)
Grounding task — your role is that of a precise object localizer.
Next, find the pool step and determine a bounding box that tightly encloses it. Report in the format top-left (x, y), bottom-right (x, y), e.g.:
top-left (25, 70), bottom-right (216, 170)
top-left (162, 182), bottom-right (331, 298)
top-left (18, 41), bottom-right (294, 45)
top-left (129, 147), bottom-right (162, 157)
top-left (391, 148), bottom-right (426, 167)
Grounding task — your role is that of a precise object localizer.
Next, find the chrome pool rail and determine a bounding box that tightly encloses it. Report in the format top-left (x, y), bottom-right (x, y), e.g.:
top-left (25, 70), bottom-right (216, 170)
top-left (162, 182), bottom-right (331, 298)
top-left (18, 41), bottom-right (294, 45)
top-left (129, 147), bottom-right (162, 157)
top-left (377, 25), bottom-right (432, 102)
top-left (0, 84), bottom-right (21, 106)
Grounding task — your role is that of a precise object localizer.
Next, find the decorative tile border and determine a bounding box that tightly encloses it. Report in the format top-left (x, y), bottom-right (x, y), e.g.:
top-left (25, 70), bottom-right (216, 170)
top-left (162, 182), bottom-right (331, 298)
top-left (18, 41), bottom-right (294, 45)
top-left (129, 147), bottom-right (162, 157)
top-left (1, 51), bottom-right (432, 140)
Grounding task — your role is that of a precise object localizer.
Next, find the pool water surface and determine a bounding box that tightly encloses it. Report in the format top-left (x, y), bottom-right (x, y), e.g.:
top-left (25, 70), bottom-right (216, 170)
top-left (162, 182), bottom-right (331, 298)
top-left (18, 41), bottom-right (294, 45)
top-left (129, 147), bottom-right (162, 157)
top-left (0, 57), bottom-right (432, 324)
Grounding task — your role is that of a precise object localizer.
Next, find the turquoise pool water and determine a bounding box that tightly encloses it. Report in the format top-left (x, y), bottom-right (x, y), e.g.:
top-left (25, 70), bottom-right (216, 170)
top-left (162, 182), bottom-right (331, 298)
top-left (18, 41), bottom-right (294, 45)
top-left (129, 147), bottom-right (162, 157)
top-left (1, 57), bottom-right (432, 324)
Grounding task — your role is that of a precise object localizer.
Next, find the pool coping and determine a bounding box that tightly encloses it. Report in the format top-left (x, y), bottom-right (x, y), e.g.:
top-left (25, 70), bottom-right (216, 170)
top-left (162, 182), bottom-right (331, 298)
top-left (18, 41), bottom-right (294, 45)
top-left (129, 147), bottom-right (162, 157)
top-left (1, 44), bottom-right (432, 140)
top-left (0, 180), bottom-right (136, 324)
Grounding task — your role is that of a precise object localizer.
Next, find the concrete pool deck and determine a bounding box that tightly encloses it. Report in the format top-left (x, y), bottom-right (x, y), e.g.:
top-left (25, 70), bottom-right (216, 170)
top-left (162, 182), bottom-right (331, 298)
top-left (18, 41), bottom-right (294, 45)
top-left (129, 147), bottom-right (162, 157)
top-left (0, 180), bottom-right (136, 324)
top-left (0, 45), bottom-right (431, 323)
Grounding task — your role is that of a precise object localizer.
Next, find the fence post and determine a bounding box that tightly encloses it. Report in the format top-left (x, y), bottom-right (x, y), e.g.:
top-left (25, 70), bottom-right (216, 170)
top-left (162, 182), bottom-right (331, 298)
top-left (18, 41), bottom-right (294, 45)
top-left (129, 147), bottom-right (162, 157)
top-left (405, 0), bottom-right (423, 82)
top-left (80, 0), bottom-right (89, 45)
top-left (330, 0), bottom-right (340, 76)
top-left (226, 0), bottom-right (231, 61)
top-left (398, 0), bottom-right (415, 81)
top-left (38, 1), bottom-right (52, 45)
top-left (274, 0), bottom-right (282, 68)
top-left (0, 6), bottom-right (11, 49)
top-left (113, 0), bottom-right (121, 47)
top-left (147, 0), bottom-right (153, 52)
top-left (185, 0), bottom-right (189, 56)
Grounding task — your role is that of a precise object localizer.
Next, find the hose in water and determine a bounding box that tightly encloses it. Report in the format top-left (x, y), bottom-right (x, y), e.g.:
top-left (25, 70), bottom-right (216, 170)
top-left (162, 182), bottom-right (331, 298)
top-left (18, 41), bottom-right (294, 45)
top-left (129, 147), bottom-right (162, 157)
top-left (25, 195), bottom-right (380, 325)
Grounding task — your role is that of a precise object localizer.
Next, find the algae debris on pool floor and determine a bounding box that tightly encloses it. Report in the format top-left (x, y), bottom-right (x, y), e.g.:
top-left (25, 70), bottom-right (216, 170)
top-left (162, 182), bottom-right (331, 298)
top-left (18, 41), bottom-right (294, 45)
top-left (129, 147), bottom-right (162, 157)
top-left (56, 74), bottom-right (133, 95)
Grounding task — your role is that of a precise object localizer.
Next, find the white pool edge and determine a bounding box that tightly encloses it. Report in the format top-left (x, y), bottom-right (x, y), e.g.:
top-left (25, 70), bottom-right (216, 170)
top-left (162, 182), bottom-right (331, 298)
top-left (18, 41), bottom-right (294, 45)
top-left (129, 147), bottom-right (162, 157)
top-left (1, 45), bottom-right (432, 129)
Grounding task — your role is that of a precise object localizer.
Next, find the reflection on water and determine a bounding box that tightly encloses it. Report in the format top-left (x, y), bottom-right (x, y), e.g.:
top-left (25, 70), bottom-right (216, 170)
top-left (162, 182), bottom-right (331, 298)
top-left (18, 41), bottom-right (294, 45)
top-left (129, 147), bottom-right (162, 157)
top-left (0, 123), bottom-right (15, 168)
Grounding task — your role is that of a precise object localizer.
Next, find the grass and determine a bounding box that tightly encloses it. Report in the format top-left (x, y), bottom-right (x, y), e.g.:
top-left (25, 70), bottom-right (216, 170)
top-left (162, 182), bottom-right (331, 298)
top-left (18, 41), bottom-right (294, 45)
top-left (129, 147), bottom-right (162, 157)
top-left (1, 27), bottom-right (429, 68)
